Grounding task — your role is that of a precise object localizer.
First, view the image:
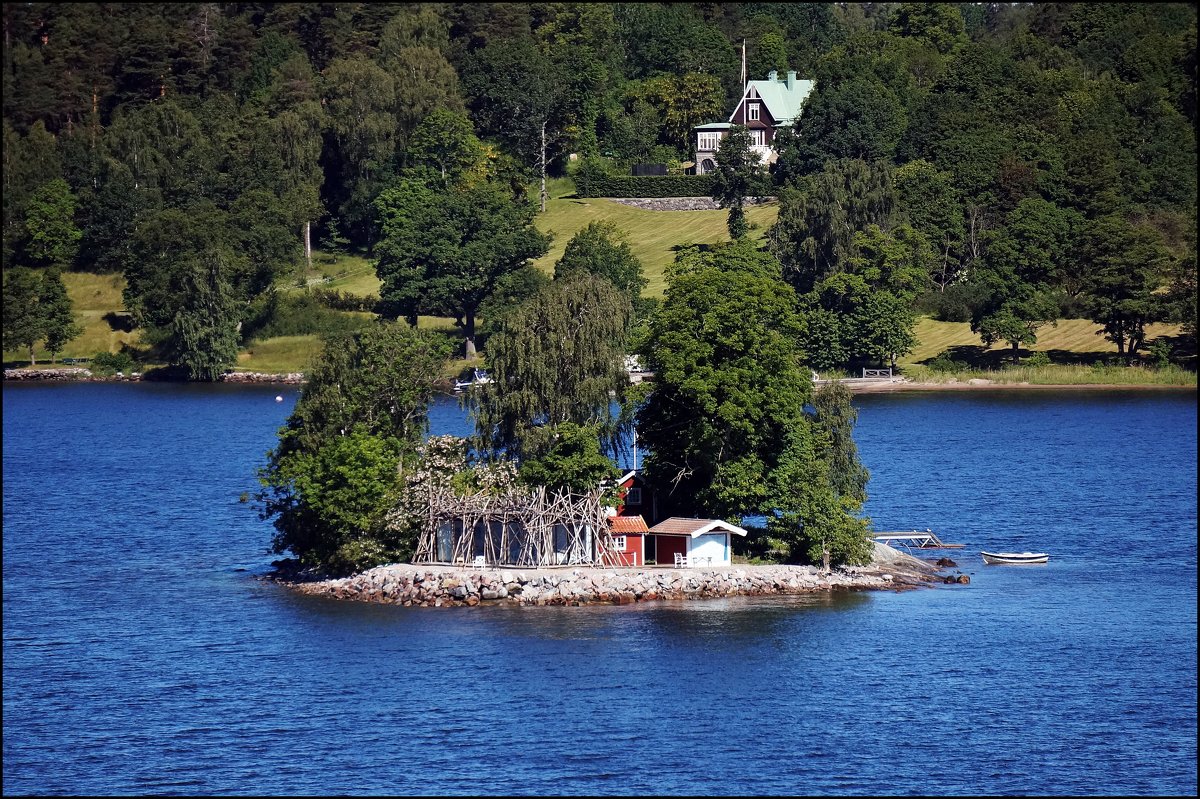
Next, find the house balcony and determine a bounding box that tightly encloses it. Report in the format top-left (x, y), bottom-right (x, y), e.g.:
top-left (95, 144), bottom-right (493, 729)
top-left (749, 144), bottom-right (777, 165)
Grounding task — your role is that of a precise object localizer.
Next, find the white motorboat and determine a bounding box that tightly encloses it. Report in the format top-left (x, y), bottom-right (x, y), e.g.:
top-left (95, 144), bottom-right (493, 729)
top-left (453, 368), bottom-right (494, 393)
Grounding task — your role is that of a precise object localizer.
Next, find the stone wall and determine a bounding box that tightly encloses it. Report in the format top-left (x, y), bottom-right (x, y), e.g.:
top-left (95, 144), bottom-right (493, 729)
top-left (276, 556), bottom-right (941, 608)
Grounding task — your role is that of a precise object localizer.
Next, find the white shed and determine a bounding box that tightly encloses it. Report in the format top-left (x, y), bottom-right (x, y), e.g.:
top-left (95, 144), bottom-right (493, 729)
top-left (647, 518), bottom-right (748, 567)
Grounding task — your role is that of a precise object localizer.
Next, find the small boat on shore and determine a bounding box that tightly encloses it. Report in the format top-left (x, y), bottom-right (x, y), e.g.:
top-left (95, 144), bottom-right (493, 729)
top-left (981, 551), bottom-right (1049, 565)
top-left (454, 368), bottom-right (494, 393)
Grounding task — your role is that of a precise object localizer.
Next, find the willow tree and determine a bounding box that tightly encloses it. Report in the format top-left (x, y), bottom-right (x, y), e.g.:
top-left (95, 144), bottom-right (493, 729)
top-left (470, 273), bottom-right (632, 462)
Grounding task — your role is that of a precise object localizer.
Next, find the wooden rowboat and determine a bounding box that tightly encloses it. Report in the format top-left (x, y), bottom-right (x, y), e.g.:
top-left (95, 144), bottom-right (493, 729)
top-left (981, 551), bottom-right (1049, 565)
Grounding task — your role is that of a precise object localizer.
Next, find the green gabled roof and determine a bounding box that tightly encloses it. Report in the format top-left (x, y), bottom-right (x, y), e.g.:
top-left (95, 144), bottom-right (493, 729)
top-left (737, 74), bottom-right (814, 125)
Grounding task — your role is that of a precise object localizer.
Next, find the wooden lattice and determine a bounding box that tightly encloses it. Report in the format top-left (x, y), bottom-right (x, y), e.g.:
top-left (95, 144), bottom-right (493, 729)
top-left (411, 483), bottom-right (620, 568)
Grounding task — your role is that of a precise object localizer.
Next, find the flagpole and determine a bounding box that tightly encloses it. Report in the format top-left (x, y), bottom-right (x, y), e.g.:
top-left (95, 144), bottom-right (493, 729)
top-left (741, 38), bottom-right (747, 88)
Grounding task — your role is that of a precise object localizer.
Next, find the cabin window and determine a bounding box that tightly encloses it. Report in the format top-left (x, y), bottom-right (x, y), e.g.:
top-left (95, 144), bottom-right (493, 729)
top-left (748, 102), bottom-right (760, 121)
top-left (611, 535), bottom-right (626, 551)
top-left (697, 132), bottom-right (722, 152)
top-left (625, 487), bottom-right (642, 505)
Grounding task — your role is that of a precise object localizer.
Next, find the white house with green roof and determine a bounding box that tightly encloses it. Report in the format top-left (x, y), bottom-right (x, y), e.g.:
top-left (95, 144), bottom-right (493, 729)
top-left (693, 70), bottom-right (815, 175)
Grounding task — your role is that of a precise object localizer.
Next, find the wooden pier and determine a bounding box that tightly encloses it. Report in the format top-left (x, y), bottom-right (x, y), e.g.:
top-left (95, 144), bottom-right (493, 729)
top-left (872, 529), bottom-right (964, 549)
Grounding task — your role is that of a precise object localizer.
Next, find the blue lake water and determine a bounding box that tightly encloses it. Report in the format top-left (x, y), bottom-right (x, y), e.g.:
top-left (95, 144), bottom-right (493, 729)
top-left (3, 383), bottom-right (1196, 796)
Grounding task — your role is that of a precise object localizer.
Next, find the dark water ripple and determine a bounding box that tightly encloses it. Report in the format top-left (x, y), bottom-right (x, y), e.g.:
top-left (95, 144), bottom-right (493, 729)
top-left (3, 384), bottom-right (1196, 796)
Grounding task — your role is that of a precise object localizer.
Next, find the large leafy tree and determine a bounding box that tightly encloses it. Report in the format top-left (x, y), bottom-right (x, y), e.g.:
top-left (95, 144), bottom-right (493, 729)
top-left (379, 10), bottom-right (465, 162)
top-left (373, 177), bottom-right (551, 357)
top-left (1, 265), bottom-right (80, 364)
top-left (3, 268), bottom-right (46, 364)
top-left (637, 240), bottom-right (872, 567)
top-left (768, 381), bottom-right (873, 573)
top-left (74, 162), bottom-right (152, 274)
top-left (259, 321), bottom-right (452, 572)
top-left (636, 241), bottom-right (811, 520)
top-left (553, 221), bottom-right (647, 309)
top-left (518, 421), bottom-right (621, 494)
top-left (1079, 215), bottom-right (1172, 361)
top-left (471, 273), bottom-right (632, 462)
top-left (322, 56), bottom-right (396, 247)
top-left (892, 159), bottom-right (964, 290)
top-left (769, 158), bottom-right (894, 293)
top-left (970, 198), bottom-right (1081, 362)
top-left (39, 267), bottom-right (82, 363)
top-left (122, 204), bottom-right (250, 378)
top-left (792, 75), bottom-right (909, 168)
top-left (160, 255), bottom-right (241, 381)
top-left (625, 72), bottom-right (726, 155)
top-left (459, 36), bottom-right (565, 211)
top-left (406, 109), bottom-right (484, 185)
top-left (264, 53), bottom-right (327, 271)
top-left (22, 178), bottom-right (82, 266)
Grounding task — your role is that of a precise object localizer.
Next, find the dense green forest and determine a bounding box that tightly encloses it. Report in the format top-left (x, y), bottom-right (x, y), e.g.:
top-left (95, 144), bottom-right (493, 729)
top-left (3, 2), bottom-right (1196, 375)
top-left (2, 3), bottom-right (1196, 570)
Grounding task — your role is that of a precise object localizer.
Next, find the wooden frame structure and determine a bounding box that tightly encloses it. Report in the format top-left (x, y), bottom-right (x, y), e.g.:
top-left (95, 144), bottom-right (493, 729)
top-left (411, 484), bottom-right (620, 568)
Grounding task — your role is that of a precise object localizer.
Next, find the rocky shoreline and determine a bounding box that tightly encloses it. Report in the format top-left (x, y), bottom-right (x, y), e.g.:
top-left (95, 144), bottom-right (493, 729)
top-left (6, 366), bottom-right (1190, 393)
top-left (3, 368), bottom-right (304, 384)
top-left (268, 543), bottom-right (956, 608)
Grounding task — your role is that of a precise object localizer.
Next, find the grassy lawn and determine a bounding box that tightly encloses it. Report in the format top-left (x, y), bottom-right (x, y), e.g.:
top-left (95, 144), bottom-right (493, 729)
top-left (282, 249), bottom-right (382, 297)
top-left (5, 193), bottom-right (1192, 388)
top-left (234, 334), bottom-right (325, 373)
top-left (3, 271), bottom-right (146, 367)
top-left (902, 317), bottom-right (1186, 367)
top-left (532, 191), bottom-right (779, 297)
top-left (896, 317), bottom-right (1194, 386)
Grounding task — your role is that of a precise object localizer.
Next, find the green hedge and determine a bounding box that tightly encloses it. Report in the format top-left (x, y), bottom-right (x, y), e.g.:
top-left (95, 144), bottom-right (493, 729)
top-left (576, 174), bottom-right (715, 198)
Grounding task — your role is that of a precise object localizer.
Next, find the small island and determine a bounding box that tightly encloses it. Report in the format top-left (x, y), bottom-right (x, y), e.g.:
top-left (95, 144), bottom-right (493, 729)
top-left (271, 542), bottom-right (944, 608)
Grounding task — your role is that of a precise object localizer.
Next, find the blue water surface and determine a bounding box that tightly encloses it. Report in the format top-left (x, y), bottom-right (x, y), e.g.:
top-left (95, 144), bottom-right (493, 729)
top-left (2, 383), bottom-right (1196, 796)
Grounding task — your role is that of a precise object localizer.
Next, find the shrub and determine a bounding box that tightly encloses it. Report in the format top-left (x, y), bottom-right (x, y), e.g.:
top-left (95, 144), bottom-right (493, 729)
top-left (1147, 339), bottom-right (1172, 369)
top-left (573, 157), bottom-right (610, 197)
top-left (928, 351), bottom-right (967, 372)
top-left (917, 283), bottom-right (987, 323)
top-left (1024, 351), bottom-right (1051, 367)
top-left (91, 351), bottom-right (134, 374)
top-left (242, 291), bottom-right (374, 341)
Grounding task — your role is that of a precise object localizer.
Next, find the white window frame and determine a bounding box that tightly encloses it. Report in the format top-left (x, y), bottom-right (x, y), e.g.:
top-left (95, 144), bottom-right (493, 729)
top-left (748, 102), bottom-right (760, 121)
top-left (611, 535), bottom-right (627, 551)
top-left (624, 487), bottom-right (642, 505)
top-left (698, 132), bottom-right (722, 152)
top-left (750, 129), bottom-right (765, 146)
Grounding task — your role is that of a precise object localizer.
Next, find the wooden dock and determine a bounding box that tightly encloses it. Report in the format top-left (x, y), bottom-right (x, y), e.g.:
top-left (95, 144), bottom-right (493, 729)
top-left (872, 529), bottom-right (964, 549)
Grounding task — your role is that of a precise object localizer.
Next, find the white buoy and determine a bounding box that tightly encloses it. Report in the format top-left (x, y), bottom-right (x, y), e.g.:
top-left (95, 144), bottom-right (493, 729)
top-left (275, 395), bottom-right (283, 402)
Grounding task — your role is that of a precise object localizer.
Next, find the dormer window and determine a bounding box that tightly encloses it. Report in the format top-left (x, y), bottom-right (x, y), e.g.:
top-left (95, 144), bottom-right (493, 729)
top-left (748, 102), bottom-right (760, 121)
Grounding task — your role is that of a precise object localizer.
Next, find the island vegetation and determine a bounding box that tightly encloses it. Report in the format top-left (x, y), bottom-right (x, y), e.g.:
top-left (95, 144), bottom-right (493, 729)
top-left (2, 3), bottom-right (1196, 572)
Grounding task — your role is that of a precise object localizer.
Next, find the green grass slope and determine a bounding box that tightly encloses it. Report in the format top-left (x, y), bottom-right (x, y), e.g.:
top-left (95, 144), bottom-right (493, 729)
top-left (532, 191), bottom-right (779, 296)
